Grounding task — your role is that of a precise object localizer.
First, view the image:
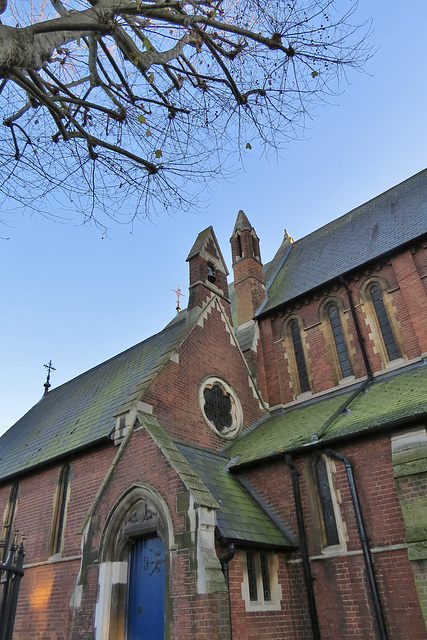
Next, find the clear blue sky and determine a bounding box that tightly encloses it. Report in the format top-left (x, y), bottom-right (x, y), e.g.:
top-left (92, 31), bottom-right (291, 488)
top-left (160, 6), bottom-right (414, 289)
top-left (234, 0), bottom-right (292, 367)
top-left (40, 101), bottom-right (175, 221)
top-left (1, 1), bottom-right (427, 435)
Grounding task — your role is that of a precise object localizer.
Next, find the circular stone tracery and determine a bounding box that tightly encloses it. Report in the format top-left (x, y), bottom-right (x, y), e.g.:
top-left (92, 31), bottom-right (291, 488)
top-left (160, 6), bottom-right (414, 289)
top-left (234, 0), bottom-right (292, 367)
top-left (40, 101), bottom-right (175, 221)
top-left (199, 377), bottom-right (242, 439)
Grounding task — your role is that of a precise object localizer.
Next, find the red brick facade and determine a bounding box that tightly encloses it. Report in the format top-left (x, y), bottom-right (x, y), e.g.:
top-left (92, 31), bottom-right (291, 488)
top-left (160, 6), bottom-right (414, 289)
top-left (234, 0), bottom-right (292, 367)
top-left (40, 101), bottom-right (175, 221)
top-left (1, 189), bottom-right (427, 639)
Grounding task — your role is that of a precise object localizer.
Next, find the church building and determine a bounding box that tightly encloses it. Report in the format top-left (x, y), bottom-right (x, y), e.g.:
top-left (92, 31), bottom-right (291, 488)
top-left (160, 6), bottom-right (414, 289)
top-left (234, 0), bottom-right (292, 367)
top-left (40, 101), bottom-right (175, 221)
top-left (1, 169), bottom-right (427, 640)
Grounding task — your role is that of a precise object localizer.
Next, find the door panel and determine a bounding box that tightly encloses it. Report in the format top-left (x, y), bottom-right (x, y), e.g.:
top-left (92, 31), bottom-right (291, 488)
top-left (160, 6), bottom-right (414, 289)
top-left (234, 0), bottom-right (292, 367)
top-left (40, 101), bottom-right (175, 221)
top-left (126, 536), bottom-right (165, 640)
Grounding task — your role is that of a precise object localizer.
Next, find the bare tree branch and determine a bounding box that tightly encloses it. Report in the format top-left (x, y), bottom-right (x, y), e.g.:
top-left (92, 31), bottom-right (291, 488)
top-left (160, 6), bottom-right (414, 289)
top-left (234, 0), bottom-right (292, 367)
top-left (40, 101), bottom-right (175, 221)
top-left (0, 0), bottom-right (372, 226)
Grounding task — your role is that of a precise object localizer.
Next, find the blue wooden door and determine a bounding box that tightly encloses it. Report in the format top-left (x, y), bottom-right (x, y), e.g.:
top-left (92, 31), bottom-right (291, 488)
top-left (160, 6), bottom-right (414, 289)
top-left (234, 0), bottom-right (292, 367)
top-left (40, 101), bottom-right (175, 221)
top-left (126, 536), bottom-right (165, 640)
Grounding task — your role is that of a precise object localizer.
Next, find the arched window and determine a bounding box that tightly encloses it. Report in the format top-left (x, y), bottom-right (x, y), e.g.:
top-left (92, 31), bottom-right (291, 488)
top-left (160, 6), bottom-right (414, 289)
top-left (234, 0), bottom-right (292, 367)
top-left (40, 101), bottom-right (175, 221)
top-left (1, 483), bottom-right (19, 561)
top-left (328, 304), bottom-right (353, 379)
top-left (290, 320), bottom-right (310, 394)
top-left (369, 285), bottom-right (400, 361)
top-left (49, 464), bottom-right (71, 556)
top-left (315, 458), bottom-right (340, 547)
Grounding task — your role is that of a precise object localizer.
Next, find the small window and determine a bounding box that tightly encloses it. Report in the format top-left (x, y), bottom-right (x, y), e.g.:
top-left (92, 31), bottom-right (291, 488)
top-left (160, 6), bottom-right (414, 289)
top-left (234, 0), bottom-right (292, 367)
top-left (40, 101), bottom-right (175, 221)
top-left (369, 285), bottom-right (400, 361)
top-left (246, 551), bottom-right (271, 601)
top-left (259, 552), bottom-right (271, 601)
top-left (246, 551), bottom-right (258, 601)
top-left (241, 551), bottom-right (282, 612)
top-left (290, 320), bottom-right (310, 394)
top-left (236, 235), bottom-right (243, 258)
top-left (49, 464), bottom-right (71, 556)
top-left (1, 483), bottom-right (19, 562)
top-left (328, 304), bottom-right (353, 379)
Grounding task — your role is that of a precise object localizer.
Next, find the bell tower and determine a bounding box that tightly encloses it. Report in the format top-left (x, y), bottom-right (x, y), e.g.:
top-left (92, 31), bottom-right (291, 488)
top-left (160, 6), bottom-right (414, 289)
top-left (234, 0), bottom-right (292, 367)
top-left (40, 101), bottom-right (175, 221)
top-left (186, 226), bottom-right (230, 315)
top-left (230, 210), bottom-right (266, 326)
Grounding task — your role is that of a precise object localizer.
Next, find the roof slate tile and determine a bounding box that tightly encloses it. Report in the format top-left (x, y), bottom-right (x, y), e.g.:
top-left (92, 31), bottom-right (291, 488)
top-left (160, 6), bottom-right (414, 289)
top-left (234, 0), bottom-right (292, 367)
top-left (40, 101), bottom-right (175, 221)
top-left (225, 362), bottom-right (427, 466)
top-left (0, 316), bottom-right (192, 480)
top-left (176, 442), bottom-right (292, 547)
top-left (259, 170), bottom-right (427, 315)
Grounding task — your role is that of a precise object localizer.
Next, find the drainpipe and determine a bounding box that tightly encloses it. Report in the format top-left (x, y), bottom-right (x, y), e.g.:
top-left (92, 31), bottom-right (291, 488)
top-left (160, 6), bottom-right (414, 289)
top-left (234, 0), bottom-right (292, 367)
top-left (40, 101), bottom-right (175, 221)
top-left (284, 455), bottom-right (321, 640)
top-left (324, 449), bottom-right (389, 640)
top-left (220, 542), bottom-right (236, 589)
top-left (312, 376), bottom-right (372, 442)
top-left (220, 543), bottom-right (236, 640)
top-left (339, 276), bottom-right (373, 379)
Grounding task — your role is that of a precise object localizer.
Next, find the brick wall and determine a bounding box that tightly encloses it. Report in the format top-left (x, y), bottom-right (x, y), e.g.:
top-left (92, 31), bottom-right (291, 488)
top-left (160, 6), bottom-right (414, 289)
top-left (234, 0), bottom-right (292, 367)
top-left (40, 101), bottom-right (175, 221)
top-left (76, 426), bottom-right (231, 640)
top-left (143, 301), bottom-right (265, 448)
top-left (0, 444), bottom-right (115, 640)
top-left (234, 433), bottom-right (427, 639)
top-left (258, 245), bottom-right (427, 407)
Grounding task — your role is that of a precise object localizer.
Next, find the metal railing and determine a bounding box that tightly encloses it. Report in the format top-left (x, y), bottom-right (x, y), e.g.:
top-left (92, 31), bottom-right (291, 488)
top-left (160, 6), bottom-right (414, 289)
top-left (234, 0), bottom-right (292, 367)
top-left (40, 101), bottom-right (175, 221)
top-left (0, 540), bottom-right (25, 640)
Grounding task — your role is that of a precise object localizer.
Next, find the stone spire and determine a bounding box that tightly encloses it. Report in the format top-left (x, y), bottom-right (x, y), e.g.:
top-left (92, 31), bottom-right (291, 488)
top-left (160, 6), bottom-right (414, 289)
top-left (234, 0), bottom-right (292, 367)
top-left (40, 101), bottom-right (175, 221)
top-left (230, 211), bottom-right (266, 326)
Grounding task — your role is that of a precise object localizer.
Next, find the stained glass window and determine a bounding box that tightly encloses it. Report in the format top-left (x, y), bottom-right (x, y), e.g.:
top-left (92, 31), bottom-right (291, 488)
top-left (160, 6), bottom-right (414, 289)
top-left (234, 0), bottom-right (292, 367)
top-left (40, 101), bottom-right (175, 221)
top-left (370, 285), bottom-right (400, 361)
top-left (203, 384), bottom-right (233, 433)
top-left (328, 305), bottom-right (353, 378)
top-left (246, 551), bottom-right (258, 601)
top-left (260, 552), bottom-right (271, 601)
top-left (315, 458), bottom-right (340, 547)
top-left (290, 320), bottom-right (310, 393)
top-left (52, 464), bottom-right (71, 555)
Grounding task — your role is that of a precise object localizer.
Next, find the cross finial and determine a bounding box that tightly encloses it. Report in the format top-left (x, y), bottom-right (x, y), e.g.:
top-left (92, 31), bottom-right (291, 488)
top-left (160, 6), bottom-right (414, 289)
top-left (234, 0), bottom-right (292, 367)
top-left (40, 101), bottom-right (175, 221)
top-left (43, 360), bottom-right (56, 395)
top-left (172, 285), bottom-right (185, 313)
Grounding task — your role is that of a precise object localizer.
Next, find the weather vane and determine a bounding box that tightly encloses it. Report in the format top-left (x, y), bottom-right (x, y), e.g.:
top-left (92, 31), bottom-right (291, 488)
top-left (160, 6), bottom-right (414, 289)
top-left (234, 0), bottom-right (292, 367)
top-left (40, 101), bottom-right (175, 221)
top-left (43, 360), bottom-right (56, 395)
top-left (172, 285), bottom-right (185, 313)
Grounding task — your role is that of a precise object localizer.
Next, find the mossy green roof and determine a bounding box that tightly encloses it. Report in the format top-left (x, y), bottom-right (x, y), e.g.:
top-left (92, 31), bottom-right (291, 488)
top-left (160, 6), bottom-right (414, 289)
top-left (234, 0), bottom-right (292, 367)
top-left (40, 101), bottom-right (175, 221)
top-left (0, 316), bottom-right (192, 481)
top-left (142, 415), bottom-right (219, 510)
top-left (258, 170), bottom-right (427, 315)
top-left (176, 442), bottom-right (292, 548)
top-left (225, 362), bottom-right (427, 467)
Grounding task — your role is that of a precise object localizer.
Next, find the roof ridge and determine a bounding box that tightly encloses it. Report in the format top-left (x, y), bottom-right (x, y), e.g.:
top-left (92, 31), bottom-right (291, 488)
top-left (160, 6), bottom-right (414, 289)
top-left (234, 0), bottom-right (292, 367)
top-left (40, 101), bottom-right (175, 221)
top-left (256, 242), bottom-right (293, 315)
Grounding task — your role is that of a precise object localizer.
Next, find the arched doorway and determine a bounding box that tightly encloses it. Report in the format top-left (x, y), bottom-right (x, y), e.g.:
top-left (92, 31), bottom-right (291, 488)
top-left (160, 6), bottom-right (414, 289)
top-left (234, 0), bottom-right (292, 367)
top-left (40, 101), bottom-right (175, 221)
top-left (126, 535), bottom-right (166, 640)
top-left (95, 484), bottom-right (174, 640)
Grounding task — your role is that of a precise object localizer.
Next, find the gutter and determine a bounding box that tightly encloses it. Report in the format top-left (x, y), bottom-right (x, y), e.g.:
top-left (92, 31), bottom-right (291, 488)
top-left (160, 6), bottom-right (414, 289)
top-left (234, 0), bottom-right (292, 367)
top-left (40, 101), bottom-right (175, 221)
top-left (255, 234), bottom-right (427, 321)
top-left (0, 436), bottom-right (111, 487)
top-left (228, 411), bottom-right (427, 474)
top-left (220, 543), bottom-right (236, 590)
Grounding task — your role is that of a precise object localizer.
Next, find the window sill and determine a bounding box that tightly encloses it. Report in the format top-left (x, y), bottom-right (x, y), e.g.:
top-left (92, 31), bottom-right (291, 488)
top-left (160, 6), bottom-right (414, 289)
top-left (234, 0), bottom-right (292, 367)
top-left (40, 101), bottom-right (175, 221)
top-left (296, 390), bottom-right (312, 401)
top-left (320, 543), bottom-right (347, 557)
top-left (244, 600), bottom-right (282, 613)
top-left (385, 357), bottom-right (405, 370)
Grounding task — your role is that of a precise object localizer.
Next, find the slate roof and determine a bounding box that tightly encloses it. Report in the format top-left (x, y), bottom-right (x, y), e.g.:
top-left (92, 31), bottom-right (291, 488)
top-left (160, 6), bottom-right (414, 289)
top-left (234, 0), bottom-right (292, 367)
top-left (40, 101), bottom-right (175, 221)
top-left (262, 232), bottom-right (293, 288)
top-left (142, 417), bottom-right (292, 547)
top-left (142, 416), bottom-right (220, 510)
top-left (235, 322), bottom-right (257, 352)
top-left (0, 315), bottom-right (193, 481)
top-left (258, 169), bottom-right (427, 316)
top-left (176, 442), bottom-right (293, 548)
top-left (225, 361), bottom-right (427, 468)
